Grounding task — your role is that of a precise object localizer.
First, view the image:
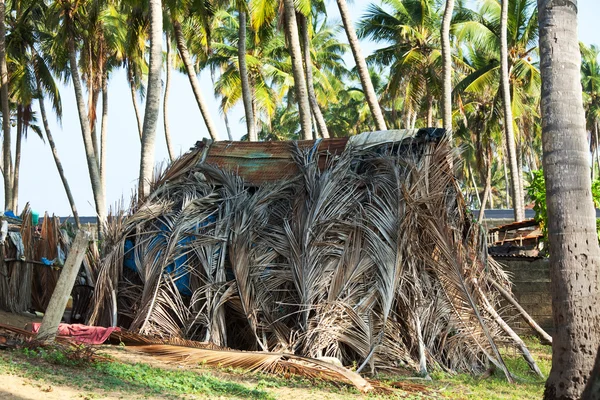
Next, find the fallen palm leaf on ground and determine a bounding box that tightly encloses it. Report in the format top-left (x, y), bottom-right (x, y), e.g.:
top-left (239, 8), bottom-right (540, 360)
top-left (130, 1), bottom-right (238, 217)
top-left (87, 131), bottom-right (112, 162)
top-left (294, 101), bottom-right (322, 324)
top-left (130, 343), bottom-right (374, 393)
top-left (88, 129), bottom-right (546, 382)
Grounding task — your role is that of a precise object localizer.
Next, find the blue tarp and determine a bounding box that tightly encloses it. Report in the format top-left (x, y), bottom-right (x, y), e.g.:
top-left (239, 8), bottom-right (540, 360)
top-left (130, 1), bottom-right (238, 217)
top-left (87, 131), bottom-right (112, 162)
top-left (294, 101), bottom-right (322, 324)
top-left (123, 215), bottom-right (217, 297)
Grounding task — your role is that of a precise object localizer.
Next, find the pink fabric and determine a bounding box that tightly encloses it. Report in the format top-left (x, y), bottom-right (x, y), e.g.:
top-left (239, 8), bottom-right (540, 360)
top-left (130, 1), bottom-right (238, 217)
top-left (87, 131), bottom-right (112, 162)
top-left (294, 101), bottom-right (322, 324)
top-left (31, 323), bottom-right (120, 344)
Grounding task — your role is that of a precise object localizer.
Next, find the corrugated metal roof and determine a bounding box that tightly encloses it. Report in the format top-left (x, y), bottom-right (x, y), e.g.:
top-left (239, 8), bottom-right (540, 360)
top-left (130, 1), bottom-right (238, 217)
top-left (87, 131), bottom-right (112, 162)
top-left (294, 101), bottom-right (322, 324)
top-left (193, 129), bottom-right (446, 186)
top-left (202, 138), bottom-right (349, 186)
top-left (488, 218), bottom-right (538, 233)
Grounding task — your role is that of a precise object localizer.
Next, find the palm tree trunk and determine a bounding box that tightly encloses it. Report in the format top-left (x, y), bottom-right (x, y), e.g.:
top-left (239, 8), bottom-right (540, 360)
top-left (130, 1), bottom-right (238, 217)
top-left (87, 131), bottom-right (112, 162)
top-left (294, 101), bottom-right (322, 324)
top-left (0, 0), bottom-right (12, 211)
top-left (426, 95), bottom-right (434, 127)
top-left (299, 14), bottom-right (329, 139)
top-left (501, 0), bottom-right (524, 221)
top-left (238, 10), bottom-right (257, 142)
top-left (223, 112), bottom-right (233, 140)
top-left (12, 106), bottom-right (22, 213)
top-left (89, 87), bottom-right (100, 161)
top-left (139, 0), bottom-right (162, 198)
top-left (172, 18), bottom-right (220, 141)
top-left (336, 0), bottom-right (387, 131)
top-left (67, 34), bottom-right (106, 227)
top-left (128, 67), bottom-right (143, 140)
top-left (100, 69), bottom-right (108, 194)
top-left (595, 123), bottom-right (600, 176)
top-left (210, 68), bottom-right (234, 141)
top-left (468, 162), bottom-right (481, 208)
top-left (502, 151), bottom-right (510, 208)
top-left (282, 0), bottom-right (312, 140)
top-left (441, 0), bottom-right (454, 135)
top-left (538, 0), bottom-right (600, 398)
top-left (164, 32), bottom-right (175, 161)
top-left (37, 81), bottom-right (80, 228)
top-left (478, 152), bottom-right (493, 224)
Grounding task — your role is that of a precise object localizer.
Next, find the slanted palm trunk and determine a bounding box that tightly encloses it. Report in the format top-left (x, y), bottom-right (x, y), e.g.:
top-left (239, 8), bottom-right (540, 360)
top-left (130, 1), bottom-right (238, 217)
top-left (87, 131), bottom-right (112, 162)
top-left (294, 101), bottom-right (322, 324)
top-left (336, 0), bottom-right (387, 131)
top-left (282, 0), bottom-right (312, 140)
top-left (139, 0), bottom-right (163, 198)
top-left (128, 67), bottom-right (143, 140)
top-left (67, 35), bottom-right (106, 228)
top-left (538, 0), bottom-right (600, 398)
top-left (299, 14), bottom-right (329, 139)
top-left (172, 18), bottom-right (219, 141)
top-left (164, 33), bottom-right (175, 161)
top-left (478, 150), bottom-right (493, 224)
top-left (0, 0), bottom-right (12, 211)
top-left (12, 106), bottom-right (22, 212)
top-left (100, 68), bottom-right (108, 193)
top-left (37, 80), bottom-right (80, 228)
top-left (238, 10), bottom-right (257, 142)
top-left (500, 0), bottom-right (524, 221)
top-left (441, 0), bottom-right (454, 135)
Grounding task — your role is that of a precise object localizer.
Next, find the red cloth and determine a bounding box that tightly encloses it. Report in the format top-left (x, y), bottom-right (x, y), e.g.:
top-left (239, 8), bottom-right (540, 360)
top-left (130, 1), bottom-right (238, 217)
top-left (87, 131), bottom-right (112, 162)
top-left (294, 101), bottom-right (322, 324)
top-left (31, 323), bottom-right (120, 345)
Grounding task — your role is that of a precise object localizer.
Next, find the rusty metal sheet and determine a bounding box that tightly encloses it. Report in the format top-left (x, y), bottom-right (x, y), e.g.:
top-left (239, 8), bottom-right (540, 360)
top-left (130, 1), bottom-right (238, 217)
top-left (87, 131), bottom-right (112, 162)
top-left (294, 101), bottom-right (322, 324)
top-left (202, 138), bottom-right (349, 186)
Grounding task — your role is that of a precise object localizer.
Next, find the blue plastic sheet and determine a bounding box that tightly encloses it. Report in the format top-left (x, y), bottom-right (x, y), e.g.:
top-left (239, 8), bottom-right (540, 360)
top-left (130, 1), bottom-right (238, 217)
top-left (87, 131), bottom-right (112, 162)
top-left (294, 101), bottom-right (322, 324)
top-left (123, 215), bottom-right (217, 297)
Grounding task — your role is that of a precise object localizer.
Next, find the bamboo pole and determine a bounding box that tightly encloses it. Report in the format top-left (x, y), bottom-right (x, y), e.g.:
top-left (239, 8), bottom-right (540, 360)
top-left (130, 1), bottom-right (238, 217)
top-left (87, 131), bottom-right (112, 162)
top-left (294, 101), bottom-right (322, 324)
top-left (489, 278), bottom-right (553, 344)
top-left (36, 230), bottom-right (92, 342)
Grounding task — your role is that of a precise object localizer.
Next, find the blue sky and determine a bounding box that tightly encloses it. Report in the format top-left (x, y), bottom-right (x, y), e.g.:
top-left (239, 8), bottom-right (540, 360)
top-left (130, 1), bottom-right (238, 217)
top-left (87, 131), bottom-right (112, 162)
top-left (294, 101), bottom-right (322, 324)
top-left (7, 0), bottom-right (600, 217)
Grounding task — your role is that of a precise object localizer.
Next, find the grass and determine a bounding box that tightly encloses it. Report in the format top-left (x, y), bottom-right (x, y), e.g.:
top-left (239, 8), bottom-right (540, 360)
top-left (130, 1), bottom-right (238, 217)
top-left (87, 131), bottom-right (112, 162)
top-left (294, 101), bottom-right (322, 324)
top-left (428, 336), bottom-right (552, 399)
top-left (0, 336), bottom-right (553, 399)
top-left (0, 347), bottom-right (272, 399)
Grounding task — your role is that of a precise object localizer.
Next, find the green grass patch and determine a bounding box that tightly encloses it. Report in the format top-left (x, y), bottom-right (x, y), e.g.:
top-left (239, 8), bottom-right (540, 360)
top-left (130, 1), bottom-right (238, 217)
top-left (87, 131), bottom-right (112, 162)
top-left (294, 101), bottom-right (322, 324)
top-left (0, 349), bottom-right (272, 399)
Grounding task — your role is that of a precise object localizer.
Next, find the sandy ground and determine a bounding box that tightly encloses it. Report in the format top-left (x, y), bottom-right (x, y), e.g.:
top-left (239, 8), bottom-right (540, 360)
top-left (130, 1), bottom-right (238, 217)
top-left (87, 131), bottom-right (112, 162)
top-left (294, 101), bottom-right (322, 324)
top-left (0, 310), bottom-right (41, 330)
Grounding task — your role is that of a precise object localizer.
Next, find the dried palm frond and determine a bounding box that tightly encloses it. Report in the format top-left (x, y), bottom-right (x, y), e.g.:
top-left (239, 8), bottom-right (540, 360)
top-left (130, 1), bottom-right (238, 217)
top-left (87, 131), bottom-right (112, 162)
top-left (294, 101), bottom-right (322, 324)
top-left (130, 344), bottom-right (374, 393)
top-left (89, 130), bottom-right (542, 380)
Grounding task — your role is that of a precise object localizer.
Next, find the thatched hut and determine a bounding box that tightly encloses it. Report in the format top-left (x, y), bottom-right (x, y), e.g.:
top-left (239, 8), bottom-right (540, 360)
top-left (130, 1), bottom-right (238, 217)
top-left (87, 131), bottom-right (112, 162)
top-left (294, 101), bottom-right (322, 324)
top-left (89, 129), bottom-right (542, 378)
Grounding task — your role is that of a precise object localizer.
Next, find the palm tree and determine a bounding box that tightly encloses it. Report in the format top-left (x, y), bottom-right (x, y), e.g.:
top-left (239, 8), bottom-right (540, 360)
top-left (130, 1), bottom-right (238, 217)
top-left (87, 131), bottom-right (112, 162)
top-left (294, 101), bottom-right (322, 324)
top-left (0, 0), bottom-right (12, 211)
top-left (164, 30), bottom-right (176, 160)
top-left (538, 0), bottom-right (600, 398)
top-left (45, 0), bottom-right (106, 227)
top-left (204, 9), bottom-right (279, 135)
top-left (500, 0), bottom-right (524, 221)
top-left (358, 0), bottom-right (443, 128)
top-left (454, 0), bottom-right (539, 220)
top-left (168, 3), bottom-right (220, 141)
top-left (441, 0), bottom-right (454, 132)
top-left (236, 4), bottom-right (257, 141)
top-left (581, 43), bottom-right (600, 175)
top-left (139, 0), bottom-right (163, 198)
top-left (282, 0), bottom-right (312, 140)
top-left (335, 0), bottom-right (386, 131)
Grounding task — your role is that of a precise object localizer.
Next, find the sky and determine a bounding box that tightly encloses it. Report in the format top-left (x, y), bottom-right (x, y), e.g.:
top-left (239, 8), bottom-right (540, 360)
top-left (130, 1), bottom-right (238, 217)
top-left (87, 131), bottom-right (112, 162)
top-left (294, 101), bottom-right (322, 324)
top-left (5, 0), bottom-right (600, 217)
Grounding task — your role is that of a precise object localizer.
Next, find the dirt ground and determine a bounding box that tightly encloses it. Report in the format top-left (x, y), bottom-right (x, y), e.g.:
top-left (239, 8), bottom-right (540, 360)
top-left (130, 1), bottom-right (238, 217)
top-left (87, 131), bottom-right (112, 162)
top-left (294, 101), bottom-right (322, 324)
top-left (0, 310), bottom-right (41, 330)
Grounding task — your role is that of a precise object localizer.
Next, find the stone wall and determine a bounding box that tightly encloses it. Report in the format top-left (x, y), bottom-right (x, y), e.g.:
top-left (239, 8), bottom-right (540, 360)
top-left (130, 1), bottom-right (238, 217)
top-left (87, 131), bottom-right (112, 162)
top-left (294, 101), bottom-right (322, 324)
top-left (496, 257), bottom-right (553, 335)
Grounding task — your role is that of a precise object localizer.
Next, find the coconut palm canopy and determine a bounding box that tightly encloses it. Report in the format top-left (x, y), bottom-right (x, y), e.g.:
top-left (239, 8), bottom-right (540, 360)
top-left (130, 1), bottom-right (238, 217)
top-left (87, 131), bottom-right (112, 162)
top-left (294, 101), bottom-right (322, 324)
top-left (88, 129), bottom-right (541, 378)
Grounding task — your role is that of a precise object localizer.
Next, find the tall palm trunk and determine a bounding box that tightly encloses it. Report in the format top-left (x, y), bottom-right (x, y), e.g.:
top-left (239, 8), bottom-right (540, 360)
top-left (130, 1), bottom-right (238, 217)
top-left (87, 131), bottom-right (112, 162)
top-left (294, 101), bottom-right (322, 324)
top-left (501, 0), bottom-right (524, 221)
top-left (538, 1), bottom-right (600, 398)
top-left (478, 151), bottom-right (493, 224)
top-left (441, 0), bottom-right (454, 135)
top-left (282, 0), bottom-right (312, 140)
top-left (238, 9), bottom-right (257, 141)
top-left (595, 123), bottom-right (600, 176)
top-left (37, 80), bottom-right (80, 228)
top-left (172, 18), bottom-right (219, 141)
top-left (426, 95), bottom-right (433, 127)
top-left (100, 68), bottom-right (108, 193)
top-left (0, 0), bottom-right (12, 211)
top-left (128, 67), bottom-right (143, 140)
top-left (299, 14), bottom-right (329, 139)
top-left (12, 106), bottom-right (22, 212)
top-left (164, 33), bottom-right (175, 161)
top-left (67, 35), bottom-right (106, 227)
top-left (336, 0), bottom-right (386, 131)
top-left (139, 0), bottom-right (163, 198)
